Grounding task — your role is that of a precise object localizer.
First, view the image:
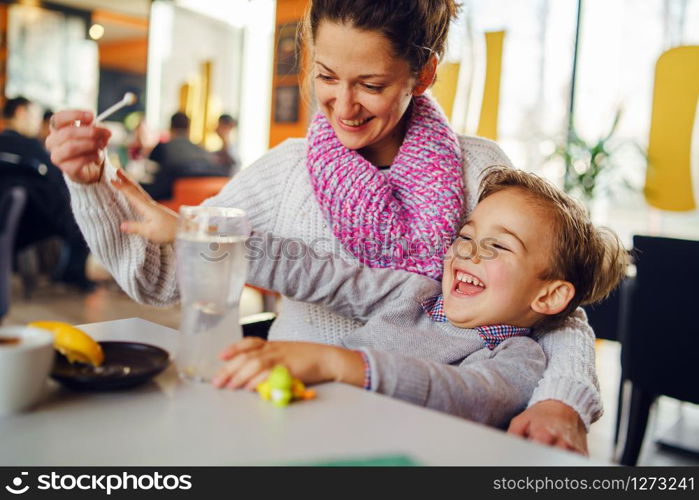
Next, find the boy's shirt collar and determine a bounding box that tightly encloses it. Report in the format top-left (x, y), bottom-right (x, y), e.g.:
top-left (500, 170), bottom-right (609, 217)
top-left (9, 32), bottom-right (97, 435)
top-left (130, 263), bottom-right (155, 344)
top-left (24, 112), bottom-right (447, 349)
top-left (421, 294), bottom-right (531, 350)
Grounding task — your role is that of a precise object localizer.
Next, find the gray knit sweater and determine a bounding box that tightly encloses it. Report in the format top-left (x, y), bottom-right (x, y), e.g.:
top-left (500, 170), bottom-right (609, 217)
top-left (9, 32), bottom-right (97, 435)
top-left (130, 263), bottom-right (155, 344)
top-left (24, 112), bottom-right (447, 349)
top-left (65, 136), bottom-right (602, 428)
top-left (246, 233), bottom-right (546, 428)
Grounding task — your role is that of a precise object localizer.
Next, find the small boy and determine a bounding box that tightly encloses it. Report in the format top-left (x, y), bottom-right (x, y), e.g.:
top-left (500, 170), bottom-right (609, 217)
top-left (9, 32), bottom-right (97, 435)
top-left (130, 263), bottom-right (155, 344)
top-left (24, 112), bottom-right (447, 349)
top-left (214, 167), bottom-right (628, 428)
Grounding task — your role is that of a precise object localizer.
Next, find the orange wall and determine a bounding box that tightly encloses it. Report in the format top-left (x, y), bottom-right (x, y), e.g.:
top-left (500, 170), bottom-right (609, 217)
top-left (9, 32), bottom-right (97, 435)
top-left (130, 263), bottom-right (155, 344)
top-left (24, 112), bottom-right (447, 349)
top-left (268, 0), bottom-right (310, 148)
top-left (99, 38), bottom-right (148, 75)
top-left (94, 9), bottom-right (148, 75)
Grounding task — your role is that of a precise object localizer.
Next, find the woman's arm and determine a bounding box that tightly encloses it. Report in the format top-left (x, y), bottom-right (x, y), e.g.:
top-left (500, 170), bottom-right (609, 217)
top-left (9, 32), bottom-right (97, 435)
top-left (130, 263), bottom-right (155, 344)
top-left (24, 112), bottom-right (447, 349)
top-left (47, 110), bottom-right (179, 305)
top-left (528, 308), bottom-right (602, 428)
top-left (507, 308), bottom-right (601, 455)
top-left (66, 166), bottom-right (180, 306)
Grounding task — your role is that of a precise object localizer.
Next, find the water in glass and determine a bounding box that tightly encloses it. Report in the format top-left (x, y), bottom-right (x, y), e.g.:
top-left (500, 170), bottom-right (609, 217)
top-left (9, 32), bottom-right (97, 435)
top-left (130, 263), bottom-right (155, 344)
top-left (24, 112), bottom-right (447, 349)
top-left (175, 207), bottom-right (249, 382)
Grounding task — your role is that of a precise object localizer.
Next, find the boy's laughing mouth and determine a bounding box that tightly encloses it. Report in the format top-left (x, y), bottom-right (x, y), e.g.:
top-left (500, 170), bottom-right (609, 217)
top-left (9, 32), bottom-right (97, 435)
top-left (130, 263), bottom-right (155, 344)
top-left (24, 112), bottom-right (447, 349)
top-left (452, 269), bottom-right (486, 297)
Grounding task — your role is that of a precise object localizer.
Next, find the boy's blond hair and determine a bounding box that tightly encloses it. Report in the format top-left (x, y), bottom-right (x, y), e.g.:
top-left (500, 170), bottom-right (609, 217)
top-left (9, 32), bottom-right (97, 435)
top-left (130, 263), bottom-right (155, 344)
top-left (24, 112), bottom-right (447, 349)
top-left (478, 166), bottom-right (628, 328)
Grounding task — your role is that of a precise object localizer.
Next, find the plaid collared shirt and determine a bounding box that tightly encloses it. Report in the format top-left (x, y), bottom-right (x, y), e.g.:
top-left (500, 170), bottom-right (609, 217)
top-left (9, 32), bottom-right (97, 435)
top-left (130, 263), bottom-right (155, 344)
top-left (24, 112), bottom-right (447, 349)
top-left (422, 294), bottom-right (531, 350)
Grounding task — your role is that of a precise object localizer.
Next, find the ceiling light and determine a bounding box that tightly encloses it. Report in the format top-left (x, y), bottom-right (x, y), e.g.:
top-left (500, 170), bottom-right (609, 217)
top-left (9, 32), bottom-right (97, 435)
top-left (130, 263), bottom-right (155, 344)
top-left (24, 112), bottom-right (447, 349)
top-left (89, 24), bottom-right (104, 41)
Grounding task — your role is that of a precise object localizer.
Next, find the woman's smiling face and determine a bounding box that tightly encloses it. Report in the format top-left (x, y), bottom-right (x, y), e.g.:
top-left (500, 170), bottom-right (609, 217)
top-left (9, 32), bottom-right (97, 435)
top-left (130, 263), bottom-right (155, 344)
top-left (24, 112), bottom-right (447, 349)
top-left (313, 21), bottom-right (419, 166)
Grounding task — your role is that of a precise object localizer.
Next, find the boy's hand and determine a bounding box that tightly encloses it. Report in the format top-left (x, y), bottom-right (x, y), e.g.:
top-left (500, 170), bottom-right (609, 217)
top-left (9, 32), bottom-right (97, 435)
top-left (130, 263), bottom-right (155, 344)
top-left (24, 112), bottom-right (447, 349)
top-left (507, 400), bottom-right (588, 455)
top-left (110, 169), bottom-right (179, 243)
top-left (212, 337), bottom-right (365, 390)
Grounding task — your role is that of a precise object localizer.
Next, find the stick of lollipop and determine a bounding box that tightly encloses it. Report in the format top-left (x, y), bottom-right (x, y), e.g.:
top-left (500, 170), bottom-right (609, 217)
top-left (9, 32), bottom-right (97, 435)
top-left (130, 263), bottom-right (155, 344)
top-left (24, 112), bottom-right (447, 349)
top-left (95, 92), bottom-right (137, 123)
top-left (85, 92), bottom-right (137, 180)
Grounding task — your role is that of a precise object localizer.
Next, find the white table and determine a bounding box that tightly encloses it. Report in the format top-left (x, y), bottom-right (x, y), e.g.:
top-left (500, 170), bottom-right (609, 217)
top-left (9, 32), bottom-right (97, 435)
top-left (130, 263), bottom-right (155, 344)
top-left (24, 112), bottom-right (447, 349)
top-left (0, 318), bottom-right (601, 466)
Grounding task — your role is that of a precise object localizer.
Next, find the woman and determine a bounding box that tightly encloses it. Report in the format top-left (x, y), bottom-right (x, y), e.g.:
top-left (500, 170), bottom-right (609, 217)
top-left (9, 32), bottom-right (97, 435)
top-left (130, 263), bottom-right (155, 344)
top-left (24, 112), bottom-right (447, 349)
top-left (47, 0), bottom-right (597, 454)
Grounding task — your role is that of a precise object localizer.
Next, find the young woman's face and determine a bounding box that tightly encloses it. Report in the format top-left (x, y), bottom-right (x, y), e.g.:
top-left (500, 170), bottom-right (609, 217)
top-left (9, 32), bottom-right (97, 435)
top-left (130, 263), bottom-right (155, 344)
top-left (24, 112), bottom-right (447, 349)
top-left (313, 21), bottom-right (418, 165)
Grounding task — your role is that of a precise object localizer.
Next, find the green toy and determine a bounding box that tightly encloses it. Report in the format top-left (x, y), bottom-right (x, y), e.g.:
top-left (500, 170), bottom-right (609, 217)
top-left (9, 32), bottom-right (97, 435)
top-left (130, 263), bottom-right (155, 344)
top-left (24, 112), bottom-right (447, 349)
top-left (256, 365), bottom-right (316, 407)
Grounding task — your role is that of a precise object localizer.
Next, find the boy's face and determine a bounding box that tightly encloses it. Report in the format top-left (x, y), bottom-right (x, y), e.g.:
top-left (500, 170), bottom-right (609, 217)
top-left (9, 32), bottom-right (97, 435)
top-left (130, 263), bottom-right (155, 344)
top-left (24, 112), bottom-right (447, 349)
top-left (442, 187), bottom-right (556, 329)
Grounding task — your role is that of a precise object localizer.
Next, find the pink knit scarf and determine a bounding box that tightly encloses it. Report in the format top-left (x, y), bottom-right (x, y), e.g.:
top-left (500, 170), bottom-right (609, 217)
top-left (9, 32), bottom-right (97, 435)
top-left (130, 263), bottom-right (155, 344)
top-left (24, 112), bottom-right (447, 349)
top-left (307, 95), bottom-right (464, 279)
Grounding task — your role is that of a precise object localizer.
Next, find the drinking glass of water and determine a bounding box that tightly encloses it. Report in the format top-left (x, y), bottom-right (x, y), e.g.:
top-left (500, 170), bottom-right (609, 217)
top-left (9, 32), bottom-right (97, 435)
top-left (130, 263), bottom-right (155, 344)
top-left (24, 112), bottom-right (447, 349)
top-left (175, 206), bottom-right (250, 382)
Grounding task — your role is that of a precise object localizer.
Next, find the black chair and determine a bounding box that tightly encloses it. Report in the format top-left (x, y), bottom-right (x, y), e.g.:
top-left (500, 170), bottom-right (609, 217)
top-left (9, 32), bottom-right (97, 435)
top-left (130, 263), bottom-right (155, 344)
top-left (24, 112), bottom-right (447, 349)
top-left (614, 235), bottom-right (699, 465)
top-left (0, 157), bottom-right (55, 298)
top-left (0, 187), bottom-right (27, 322)
top-left (241, 312), bottom-right (276, 340)
top-left (583, 284), bottom-right (623, 342)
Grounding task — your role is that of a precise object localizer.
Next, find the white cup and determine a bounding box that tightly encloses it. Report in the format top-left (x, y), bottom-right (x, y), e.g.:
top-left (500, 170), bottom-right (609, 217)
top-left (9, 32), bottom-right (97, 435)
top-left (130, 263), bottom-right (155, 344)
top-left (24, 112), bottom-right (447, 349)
top-left (0, 326), bottom-right (54, 416)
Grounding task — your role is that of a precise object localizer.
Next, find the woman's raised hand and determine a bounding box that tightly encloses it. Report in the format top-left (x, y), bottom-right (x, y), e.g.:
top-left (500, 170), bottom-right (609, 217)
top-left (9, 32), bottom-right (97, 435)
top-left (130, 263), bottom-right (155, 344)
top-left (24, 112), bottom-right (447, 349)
top-left (45, 110), bottom-right (111, 184)
top-left (110, 169), bottom-right (179, 244)
top-left (46, 110), bottom-right (178, 243)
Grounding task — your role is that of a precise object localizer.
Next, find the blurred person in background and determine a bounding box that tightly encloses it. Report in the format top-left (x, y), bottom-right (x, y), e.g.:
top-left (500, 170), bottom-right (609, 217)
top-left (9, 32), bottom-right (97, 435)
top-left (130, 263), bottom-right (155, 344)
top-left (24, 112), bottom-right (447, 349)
top-left (143, 111), bottom-right (229, 201)
top-left (38, 109), bottom-right (53, 146)
top-left (125, 112), bottom-right (157, 162)
top-left (213, 113), bottom-right (241, 177)
top-left (116, 112), bottom-right (159, 184)
top-left (0, 96), bottom-right (93, 289)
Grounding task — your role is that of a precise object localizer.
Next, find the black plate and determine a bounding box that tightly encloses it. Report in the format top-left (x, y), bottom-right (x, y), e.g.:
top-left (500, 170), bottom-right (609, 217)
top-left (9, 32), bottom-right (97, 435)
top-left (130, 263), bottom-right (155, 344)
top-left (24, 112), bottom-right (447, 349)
top-left (51, 341), bottom-right (170, 391)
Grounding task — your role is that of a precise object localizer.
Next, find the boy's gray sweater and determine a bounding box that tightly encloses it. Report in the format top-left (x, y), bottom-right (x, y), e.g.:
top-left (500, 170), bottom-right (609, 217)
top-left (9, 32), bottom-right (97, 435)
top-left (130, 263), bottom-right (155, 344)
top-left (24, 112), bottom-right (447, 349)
top-left (246, 234), bottom-right (546, 428)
